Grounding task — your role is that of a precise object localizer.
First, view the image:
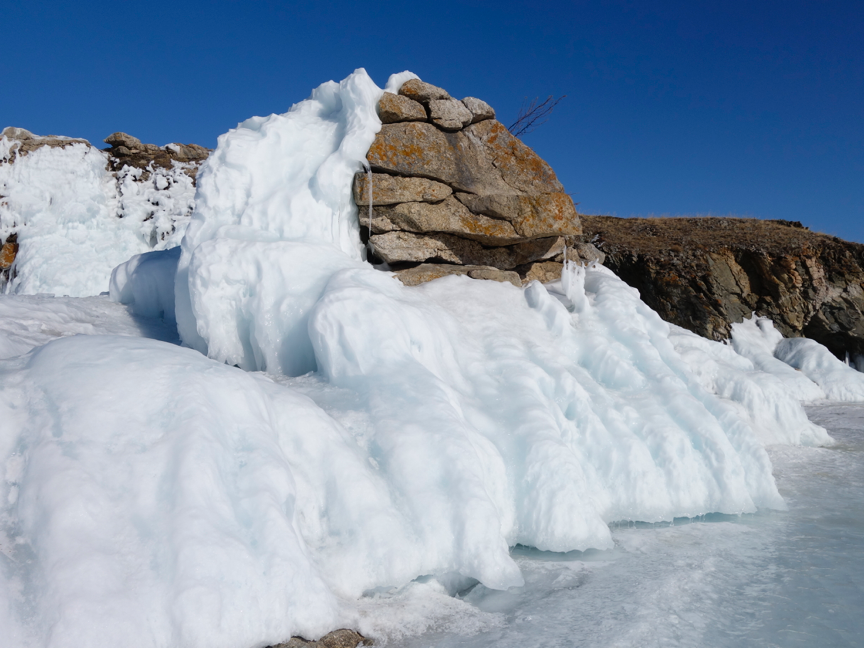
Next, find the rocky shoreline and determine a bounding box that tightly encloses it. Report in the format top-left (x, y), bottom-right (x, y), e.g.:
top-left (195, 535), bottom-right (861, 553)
top-left (581, 215), bottom-right (864, 361)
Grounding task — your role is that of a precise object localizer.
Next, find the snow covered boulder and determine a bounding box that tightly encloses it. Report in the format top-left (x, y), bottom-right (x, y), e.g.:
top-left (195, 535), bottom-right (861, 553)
top-left (0, 127), bottom-right (207, 296)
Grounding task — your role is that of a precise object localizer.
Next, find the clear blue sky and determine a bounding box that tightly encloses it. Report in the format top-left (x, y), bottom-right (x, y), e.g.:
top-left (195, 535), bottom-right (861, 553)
top-left (4, 1), bottom-right (862, 241)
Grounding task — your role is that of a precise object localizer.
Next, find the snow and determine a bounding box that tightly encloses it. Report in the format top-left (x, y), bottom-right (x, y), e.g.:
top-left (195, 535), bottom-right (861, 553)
top-left (388, 403), bottom-right (864, 648)
top-left (0, 293), bottom-right (178, 360)
top-left (1, 68), bottom-right (860, 648)
top-left (730, 315), bottom-right (827, 401)
top-left (775, 337), bottom-right (864, 401)
top-left (670, 323), bottom-right (830, 446)
top-left (732, 314), bottom-right (864, 402)
top-left (0, 133), bottom-right (195, 297)
top-left (110, 247), bottom-right (181, 320)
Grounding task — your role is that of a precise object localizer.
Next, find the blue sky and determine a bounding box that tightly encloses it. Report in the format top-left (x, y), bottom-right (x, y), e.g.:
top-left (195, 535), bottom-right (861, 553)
top-left (4, 1), bottom-right (862, 241)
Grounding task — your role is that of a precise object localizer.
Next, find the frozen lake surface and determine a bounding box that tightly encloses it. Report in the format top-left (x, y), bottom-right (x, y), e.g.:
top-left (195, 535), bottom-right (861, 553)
top-left (390, 404), bottom-right (864, 647)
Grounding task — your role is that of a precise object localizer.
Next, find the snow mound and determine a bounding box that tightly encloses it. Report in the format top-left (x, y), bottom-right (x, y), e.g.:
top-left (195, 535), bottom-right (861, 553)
top-left (0, 293), bottom-right (177, 360)
top-left (670, 324), bottom-right (830, 446)
top-left (775, 337), bottom-right (864, 401)
top-left (730, 315), bottom-right (827, 402)
top-left (0, 336), bottom-right (341, 648)
top-left (174, 69), bottom-right (418, 355)
top-left (110, 247), bottom-right (181, 320)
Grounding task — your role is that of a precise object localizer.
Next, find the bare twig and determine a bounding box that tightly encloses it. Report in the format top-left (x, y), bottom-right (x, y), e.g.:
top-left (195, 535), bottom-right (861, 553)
top-left (507, 95), bottom-right (566, 138)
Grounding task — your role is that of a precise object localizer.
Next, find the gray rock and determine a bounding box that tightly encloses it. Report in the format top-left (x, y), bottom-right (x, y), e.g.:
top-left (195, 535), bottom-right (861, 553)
top-left (366, 120), bottom-right (568, 198)
top-left (366, 122), bottom-right (515, 195)
top-left (269, 628), bottom-right (369, 648)
top-left (395, 263), bottom-right (521, 287)
top-left (428, 99), bottom-right (473, 132)
top-left (104, 132), bottom-right (143, 150)
top-left (461, 97), bottom-right (495, 123)
top-left (378, 92), bottom-right (427, 123)
top-left (562, 242), bottom-right (605, 265)
top-left (465, 120), bottom-right (566, 194)
top-left (166, 143), bottom-right (211, 161)
top-left (1, 127), bottom-right (34, 140)
top-left (455, 193), bottom-right (581, 239)
top-left (517, 261), bottom-right (564, 284)
top-left (370, 197), bottom-right (522, 245)
top-left (1, 128), bottom-right (91, 162)
top-left (353, 173), bottom-right (451, 206)
top-left (370, 231), bottom-right (564, 268)
top-left (398, 79), bottom-right (451, 103)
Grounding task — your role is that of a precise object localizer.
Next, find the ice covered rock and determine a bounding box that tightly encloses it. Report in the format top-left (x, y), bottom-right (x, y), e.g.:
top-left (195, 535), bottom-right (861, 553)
top-left (730, 314), bottom-right (827, 402)
top-left (0, 126), bottom-right (90, 162)
top-left (0, 127), bottom-right (205, 296)
top-left (775, 336), bottom-right (864, 401)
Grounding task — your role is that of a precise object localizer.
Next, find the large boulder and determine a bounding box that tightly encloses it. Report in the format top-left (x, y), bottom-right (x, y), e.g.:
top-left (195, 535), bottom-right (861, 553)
top-left (357, 79), bottom-right (582, 285)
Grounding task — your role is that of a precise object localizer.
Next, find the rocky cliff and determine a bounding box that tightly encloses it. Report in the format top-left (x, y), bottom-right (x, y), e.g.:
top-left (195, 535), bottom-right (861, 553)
top-left (582, 215), bottom-right (864, 360)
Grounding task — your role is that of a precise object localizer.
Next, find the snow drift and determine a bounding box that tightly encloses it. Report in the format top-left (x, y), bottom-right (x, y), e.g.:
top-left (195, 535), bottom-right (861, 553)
top-left (0, 69), bottom-right (844, 648)
top-left (732, 315), bottom-right (864, 401)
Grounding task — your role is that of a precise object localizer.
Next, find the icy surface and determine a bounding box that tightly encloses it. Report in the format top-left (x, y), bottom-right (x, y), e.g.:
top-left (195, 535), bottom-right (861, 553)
top-left (730, 315), bottom-right (827, 402)
top-left (0, 293), bottom-right (177, 359)
top-left (670, 323), bottom-right (830, 446)
top-left (0, 135), bottom-right (195, 297)
top-left (110, 247), bottom-right (181, 320)
top-left (387, 404), bottom-right (864, 648)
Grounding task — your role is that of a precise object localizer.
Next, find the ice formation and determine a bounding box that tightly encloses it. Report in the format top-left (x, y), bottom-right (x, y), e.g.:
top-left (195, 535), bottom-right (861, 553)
top-left (732, 315), bottom-right (864, 401)
top-left (0, 133), bottom-right (195, 297)
top-left (0, 69), bottom-right (850, 648)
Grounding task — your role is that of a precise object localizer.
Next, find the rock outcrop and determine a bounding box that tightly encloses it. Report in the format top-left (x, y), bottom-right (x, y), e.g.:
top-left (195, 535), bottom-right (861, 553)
top-left (356, 79), bottom-right (587, 286)
top-left (581, 215), bottom-right (864, 360)
top-left (103, 131), bottom-right (210, 181)
top-left (269, 628), bottom-right (369, 648)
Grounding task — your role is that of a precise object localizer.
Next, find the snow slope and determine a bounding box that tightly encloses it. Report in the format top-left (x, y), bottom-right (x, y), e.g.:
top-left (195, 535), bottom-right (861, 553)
top-left (0, 69), bottom-right (850, 648)
top-left (732, 315), bottom-right (864, 401)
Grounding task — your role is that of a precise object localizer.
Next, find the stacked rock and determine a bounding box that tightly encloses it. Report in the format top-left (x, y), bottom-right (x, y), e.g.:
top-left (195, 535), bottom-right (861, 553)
top-left (355, 79), bottom-right (600, 287)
